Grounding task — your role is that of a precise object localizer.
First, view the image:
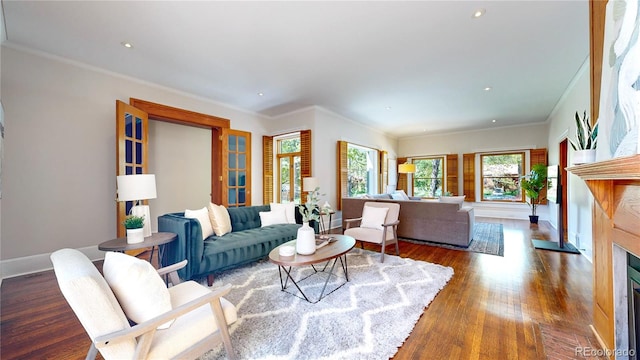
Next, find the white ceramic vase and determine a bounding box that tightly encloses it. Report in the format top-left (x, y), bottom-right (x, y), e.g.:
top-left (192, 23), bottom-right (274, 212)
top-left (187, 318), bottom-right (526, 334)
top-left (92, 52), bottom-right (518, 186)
top-left (573, 149), bottom-right (596, 165)
top-left (126, 228), bottom-right (144, 244)
top-left (296, 222), bottom-right (316, 255)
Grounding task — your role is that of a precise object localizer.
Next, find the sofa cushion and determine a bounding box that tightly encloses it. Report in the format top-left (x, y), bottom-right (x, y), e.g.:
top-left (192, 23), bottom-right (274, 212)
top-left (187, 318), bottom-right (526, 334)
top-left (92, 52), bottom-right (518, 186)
top-left (391, 190), bottom-right (410, 201)
top-left (185, 207), bottom-right (214, 240)
top-left (439, 195), bottom-right (465, 206)
top-left (227, 205), bottom-right (270, 232)
top-left (207, 203), bottom-right (232, 236)
top-left (259, 208), bottom-right (288, 227)
top-left (270, 202), bottom-right (296, 224)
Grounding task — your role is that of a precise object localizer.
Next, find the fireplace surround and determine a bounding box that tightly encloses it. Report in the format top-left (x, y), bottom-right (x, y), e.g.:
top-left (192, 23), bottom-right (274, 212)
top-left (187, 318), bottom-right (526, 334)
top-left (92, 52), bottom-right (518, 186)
top-left (570, 154), bottom-right (640, 359)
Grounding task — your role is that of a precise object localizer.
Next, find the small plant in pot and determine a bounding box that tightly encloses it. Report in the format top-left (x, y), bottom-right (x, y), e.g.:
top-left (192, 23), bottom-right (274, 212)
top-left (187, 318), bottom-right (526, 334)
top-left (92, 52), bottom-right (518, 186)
top-left (520, 163), bottom-right (548, 224)
top-left (123, 214), bottom-right (145, 244)
top-left (570, 111), bottom-right (598, 164)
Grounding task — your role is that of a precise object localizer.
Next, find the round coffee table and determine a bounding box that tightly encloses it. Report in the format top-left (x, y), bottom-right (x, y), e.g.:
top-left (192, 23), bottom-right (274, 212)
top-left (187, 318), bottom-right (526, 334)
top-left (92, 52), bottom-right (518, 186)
top-left (269, 234), bottom-right (355, 303)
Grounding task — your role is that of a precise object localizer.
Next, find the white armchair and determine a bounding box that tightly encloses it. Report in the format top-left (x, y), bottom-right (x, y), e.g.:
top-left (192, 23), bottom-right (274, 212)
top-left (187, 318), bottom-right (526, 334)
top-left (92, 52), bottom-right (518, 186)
top-left (343, 201), bottom-right (400, 262)
top-left (50, 248), bottom-right (237, 360)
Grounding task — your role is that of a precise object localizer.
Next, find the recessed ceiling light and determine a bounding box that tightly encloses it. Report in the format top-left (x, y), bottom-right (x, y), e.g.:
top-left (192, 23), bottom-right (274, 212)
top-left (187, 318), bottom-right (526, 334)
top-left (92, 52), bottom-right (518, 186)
top-left (121, 41), bottom-right (133, 48)
top-left (385, 106), bottom-right (392, 110)
top-left (484, 87), bottom-right (492, 91)
top-left (258, 92), bottom-right (264, 96)
top-left (492, 119), bottom-right (497, 123)
top-left (473, 9), bottom-right (486, 18)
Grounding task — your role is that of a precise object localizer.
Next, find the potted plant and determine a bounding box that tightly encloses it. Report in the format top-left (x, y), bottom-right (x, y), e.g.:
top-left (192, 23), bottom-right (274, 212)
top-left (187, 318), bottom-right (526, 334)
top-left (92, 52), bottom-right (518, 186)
top-left (123, 214), bottom-right (145, 244)
top-left (520, 163), bottom-right (547, 224)
top-left (569, 111), bottom-right (598, 164)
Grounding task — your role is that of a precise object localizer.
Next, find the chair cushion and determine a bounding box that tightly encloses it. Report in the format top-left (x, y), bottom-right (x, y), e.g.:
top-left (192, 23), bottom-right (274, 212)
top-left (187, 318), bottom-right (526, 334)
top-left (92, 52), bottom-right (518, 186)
top-left (345, 227), bottom-right (385, 244)
top-left (270, 202), bottom-right (297, 224)
top-left (360, 205), bottom-right (389, 230)
top-left (147, 281), bottom-right (237, 359)
top-left (103, 252), bottom-right (174, 329)
top-left (391, 190), bottom-right (410, 200)
top-left (208, 203), bottom-right (232, 236)
top-left (51, 248), bottom-right (136, 359)
top-left (185, 207), bottom-right (214, 240)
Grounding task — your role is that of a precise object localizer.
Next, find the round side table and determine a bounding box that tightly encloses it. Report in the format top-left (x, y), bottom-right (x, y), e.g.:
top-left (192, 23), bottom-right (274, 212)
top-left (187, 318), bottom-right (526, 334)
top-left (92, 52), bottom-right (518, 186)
top-left (99, 232), bottom-right (177, 267)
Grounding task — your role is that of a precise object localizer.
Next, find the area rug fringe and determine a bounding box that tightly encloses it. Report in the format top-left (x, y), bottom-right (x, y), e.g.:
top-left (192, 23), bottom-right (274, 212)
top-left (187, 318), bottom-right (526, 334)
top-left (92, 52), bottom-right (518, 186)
top-left (201, 248), bottom-right (453, 360)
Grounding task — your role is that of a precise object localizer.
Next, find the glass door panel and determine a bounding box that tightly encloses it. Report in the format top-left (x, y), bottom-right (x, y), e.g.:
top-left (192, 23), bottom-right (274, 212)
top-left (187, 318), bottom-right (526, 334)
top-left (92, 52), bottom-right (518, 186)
top-left (223, 129), bottom-right (251, 207)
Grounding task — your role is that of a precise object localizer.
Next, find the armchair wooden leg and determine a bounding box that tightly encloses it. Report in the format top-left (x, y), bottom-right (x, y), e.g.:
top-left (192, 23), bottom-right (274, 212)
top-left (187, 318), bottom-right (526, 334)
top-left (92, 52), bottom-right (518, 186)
top-left (380, 243), bottom-right (385, 263)
top-left (394, 240), bottom-right (400, 255)
top-left (207, 274), bottom-right (214, 287)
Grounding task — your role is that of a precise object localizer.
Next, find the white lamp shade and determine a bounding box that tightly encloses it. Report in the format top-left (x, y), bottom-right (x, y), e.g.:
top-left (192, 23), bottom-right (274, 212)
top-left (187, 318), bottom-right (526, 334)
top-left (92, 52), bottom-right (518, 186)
top-left (117, 174), bottom-right (157, 202)
top-left (398, 163), bottom-right (416, 174)
top-left (303, 177), bottom-right (319, 191)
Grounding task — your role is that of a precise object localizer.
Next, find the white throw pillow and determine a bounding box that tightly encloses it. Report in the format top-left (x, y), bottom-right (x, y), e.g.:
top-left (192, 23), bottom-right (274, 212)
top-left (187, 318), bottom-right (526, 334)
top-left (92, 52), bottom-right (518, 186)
top-left (259, 208), bottom-right (288, 227)
top-left (185, 207), bottom-right (214, 240)
top-left (207, 203), bottom-right (232, 236)
top-left (439, 195), bottom-right (466, 205)
top-left (103, 252), bottom-right (174, 329)
top-left (270, 202), bottom-right (296, 224)
top-left (392, 190), bottom-right (410, 201)
top-left (360, 206), bottom-right (389, 230)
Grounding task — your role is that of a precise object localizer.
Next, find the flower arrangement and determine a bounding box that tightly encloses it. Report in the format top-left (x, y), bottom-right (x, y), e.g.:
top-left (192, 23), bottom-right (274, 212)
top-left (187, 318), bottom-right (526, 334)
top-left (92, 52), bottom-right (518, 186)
top-left (299, 186), bottom-right (323, 223)
top-left (569, 111), bottom-right (598, 150)
top-left (122, 214), bottom-right (145, 229)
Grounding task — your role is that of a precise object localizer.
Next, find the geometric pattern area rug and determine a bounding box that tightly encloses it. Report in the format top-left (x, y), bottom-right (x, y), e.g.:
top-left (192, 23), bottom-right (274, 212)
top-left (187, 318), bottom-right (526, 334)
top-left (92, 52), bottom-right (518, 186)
top-left (400, 222), bottom-right (504, 257)
top-left (202, 248), bottom-right (453, 360)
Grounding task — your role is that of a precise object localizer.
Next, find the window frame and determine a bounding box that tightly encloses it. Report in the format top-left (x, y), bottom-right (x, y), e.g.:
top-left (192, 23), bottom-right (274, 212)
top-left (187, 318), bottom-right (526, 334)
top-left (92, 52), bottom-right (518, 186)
top-left (411, 156), bottom-right (445, 198)
top-left (346, 143), bottom-right (379, 197)
top-left (480, 151), bottom-right (525, 203)
top-left (276, 133), bottom-right (301, 203)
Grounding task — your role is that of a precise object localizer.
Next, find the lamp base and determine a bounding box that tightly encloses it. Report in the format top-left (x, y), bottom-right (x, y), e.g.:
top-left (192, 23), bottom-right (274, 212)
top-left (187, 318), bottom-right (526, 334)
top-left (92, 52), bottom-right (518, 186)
top-left (131, 205), bottom-right (152, 238)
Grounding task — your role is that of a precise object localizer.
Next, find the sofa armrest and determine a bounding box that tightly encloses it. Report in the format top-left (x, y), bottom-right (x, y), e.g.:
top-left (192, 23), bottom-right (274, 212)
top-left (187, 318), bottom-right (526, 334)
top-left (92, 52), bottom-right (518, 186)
top-left (158, 213), bottom-right (204, 281)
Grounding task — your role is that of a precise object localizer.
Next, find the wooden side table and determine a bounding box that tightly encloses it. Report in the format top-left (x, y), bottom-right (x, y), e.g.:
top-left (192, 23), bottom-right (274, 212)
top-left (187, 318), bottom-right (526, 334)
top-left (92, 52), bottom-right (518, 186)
top-left (99, 232), bottom-right (177, 268)
top-left (319, 210), bottom-right (335, 235)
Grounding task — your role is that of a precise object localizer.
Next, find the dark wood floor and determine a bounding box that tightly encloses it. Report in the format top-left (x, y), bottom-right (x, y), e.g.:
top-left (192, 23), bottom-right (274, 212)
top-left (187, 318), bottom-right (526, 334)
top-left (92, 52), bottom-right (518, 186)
top-left (1, 217), bottom-right (604, 359)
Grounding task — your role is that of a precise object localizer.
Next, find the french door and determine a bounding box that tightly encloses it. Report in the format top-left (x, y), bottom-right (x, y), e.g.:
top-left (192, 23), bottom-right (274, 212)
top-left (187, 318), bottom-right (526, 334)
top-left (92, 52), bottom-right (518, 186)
top-left (115, 101), bottom-right (149, 238)
top-left (222, 129), bottom-right (251, 207)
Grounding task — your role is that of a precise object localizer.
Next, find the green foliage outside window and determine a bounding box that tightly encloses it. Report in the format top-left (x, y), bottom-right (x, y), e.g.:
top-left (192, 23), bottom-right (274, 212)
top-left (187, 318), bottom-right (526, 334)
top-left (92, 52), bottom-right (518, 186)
top-left (481, 153), bottom-right (524, 201)
top-left (413, 157), bottom-right (444, 198)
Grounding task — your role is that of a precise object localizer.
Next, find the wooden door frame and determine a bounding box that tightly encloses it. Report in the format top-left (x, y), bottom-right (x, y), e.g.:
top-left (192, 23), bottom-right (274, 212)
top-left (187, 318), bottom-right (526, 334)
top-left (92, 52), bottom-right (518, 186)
top-left (129, 98), bottom-right (230, 204)
top-left (560, 139), bottom-right (569, 240)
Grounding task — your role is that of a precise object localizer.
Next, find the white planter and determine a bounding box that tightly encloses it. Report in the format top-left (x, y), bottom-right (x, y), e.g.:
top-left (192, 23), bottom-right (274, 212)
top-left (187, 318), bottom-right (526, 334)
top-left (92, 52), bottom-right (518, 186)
top-left (296, 222), bottom-right (316, 255)
top-left (573, 149), bottom-right (596, 165)
top-left (126, 228), bottom-right (144, 244)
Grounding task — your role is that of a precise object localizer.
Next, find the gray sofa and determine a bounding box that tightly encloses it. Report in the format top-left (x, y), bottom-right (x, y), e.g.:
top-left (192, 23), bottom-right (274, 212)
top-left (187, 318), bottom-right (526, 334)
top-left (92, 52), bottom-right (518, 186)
top-left (341, 197), bottom-right (474, 247)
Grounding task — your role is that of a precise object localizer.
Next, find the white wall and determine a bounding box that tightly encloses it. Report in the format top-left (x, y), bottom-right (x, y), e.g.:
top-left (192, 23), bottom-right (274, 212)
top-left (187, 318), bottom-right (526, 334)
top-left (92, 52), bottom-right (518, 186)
top-left (267, 107), bottom-right (398, 228)
top-left (546, 59), bottom-right (593, 260)
top-left (398, 122), bottom-right (549, 220)
top-left (0, 45), bottom-right (268, 277)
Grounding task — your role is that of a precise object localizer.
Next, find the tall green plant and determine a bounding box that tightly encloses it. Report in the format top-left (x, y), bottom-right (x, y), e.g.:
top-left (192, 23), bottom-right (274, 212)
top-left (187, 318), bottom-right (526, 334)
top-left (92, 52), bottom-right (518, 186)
top-left (569, 111), bottom-right (598, 150)
top-left (520, 164), bottom-right (547, 216)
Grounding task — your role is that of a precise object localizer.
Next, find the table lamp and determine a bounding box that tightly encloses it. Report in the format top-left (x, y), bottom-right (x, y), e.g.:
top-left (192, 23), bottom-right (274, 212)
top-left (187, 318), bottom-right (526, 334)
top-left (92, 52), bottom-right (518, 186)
top-left (117, 174), bottom-right (157, 237)
top-left (397, 162), bottom-right (415, 185)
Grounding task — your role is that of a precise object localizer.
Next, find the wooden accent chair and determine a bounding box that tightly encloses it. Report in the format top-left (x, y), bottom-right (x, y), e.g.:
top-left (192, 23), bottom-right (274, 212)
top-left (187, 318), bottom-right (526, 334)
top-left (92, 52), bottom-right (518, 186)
top-left (50, 248), bottom-right (237, 360)
top-left (343, 201), bottom-right (400, 262)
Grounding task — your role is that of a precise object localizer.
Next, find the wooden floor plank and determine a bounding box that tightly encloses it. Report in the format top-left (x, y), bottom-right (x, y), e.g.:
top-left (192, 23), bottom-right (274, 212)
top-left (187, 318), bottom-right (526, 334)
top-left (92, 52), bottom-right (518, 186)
top-left (0, 217), bottom-right (602, 359)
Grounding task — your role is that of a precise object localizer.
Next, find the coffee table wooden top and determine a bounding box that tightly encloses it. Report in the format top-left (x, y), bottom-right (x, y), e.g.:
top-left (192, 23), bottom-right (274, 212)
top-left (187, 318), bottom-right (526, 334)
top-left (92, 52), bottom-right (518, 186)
top-left (269, 234), bottom-right (356, 266)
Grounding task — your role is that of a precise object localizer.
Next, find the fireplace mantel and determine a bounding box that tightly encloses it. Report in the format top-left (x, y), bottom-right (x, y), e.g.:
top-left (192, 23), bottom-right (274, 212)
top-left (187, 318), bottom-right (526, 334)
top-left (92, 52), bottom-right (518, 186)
top-left (568, 154), bottom-right (640, 356)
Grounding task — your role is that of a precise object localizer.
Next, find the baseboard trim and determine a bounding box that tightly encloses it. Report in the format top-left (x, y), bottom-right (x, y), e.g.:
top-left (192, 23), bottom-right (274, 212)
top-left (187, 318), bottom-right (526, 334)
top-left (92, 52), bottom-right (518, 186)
top-left (0, 246), bottom-right (104, 281)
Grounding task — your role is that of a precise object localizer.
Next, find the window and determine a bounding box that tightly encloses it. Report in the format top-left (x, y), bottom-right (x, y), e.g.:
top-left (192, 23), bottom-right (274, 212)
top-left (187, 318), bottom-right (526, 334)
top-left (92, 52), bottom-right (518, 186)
top-left (481, 152), bottom-right (524, 202)
top-left (412, 157), bottom-right (444, 198)
top-left (277, 134), bottom-right (301, 203)
top-left (347, 143), bottom-right (379, 197)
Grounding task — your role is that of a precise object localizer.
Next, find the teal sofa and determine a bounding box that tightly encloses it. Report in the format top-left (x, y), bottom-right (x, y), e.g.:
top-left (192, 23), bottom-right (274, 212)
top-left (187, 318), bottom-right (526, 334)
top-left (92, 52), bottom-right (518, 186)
top-left (158, 205), bottom-right (318, 284)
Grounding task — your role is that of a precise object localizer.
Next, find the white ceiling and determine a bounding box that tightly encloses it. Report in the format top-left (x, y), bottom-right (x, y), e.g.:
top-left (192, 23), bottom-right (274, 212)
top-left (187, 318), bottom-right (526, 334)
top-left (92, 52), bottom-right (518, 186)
top-left (2, 0), bottom-right (589, 138)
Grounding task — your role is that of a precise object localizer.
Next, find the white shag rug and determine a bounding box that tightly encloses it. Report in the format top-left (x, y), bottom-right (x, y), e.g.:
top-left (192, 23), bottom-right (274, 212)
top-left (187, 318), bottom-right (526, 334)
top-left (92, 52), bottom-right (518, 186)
top-left (202, 248), bottom-right (453, 360)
